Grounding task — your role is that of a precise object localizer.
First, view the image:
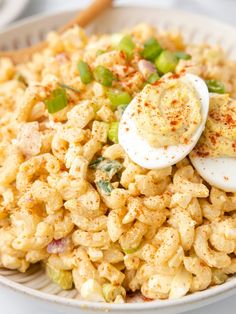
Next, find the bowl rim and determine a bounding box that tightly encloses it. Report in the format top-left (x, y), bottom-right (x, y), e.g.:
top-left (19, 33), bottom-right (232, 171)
top-left (0, 5), bottom-right (236, 311)
top-left (0, 0), bottom-right (30, 28)
top-left (1, 268), bottom-right (236, 311)
top-left (1, 4), bottom-right (236, 37)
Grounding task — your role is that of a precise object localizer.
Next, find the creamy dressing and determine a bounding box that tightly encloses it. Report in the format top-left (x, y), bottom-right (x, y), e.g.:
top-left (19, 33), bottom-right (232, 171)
top-left (193, 94), bottom-right (236, 157)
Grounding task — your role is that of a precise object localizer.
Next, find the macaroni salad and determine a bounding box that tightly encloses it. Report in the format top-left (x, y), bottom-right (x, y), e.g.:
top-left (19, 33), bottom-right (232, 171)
top-left (0, 23), bottom-right (236, 303)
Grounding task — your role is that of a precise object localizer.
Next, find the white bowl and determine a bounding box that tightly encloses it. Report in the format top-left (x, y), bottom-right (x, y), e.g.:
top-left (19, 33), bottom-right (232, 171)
top-left (0, 0), bottom-right (30, 28)
top-left (0, 5), bottom-right (236, 314)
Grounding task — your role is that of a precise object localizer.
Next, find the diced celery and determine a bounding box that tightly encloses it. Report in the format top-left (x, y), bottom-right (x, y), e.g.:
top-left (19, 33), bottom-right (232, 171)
top-left (155, 50), bottom-right (178, 74)
top-left (46, 264), bottom-right (73, 290)
top-left (108, 122), bottom-right (119, 144)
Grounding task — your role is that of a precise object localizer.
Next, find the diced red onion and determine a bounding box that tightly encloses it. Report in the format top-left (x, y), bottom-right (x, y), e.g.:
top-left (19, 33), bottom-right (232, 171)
top-left (47, 238), bottom-right (68, 254)
top-left (138, 59), bottom-right (156, 79)
top-left (55, 52), bottom-right (69, 63)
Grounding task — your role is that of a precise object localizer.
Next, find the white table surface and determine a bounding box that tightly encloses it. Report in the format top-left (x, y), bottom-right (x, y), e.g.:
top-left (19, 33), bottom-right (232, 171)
top-left (5, 0), bottom-right (236, 313)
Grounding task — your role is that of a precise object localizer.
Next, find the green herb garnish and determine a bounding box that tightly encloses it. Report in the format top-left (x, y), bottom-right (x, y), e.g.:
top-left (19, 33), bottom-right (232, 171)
top-left (96, 180), bottom-right (114, 195)
top-left (94, 65), bottom-right (114, 87)
top-left (142, 37), bottom-right (162, 61)
top-left (45, 88), bottom-right (68, 114)
top-left (77, 60), bottom-right (93, 84)
top-left (89, 157), bottom-right (105, 169)
top-left (147, 72), bottom-right (160, 84)
top-left (89, 158), bottom-right (122, 179)
top-left (108, 122), bottom-right (119, 144)
top-left (155, 50), bottom-right (179, 74)
top-left (118, 35), bottom-right (135, 59)
top-left (108, 89), bottom-right (131, 111)
top-left (98, 159), bottom-right (122, 179)
top-left (206, 80), bottom-right (226, 94)
top-left (174, 51), bottom-right (191, 60)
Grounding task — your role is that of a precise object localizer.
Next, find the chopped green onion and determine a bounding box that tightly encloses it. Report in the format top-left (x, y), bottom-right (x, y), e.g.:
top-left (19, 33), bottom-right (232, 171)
top-left (45, 88), bottom-right (68, 114)
top-left (147, 72), bottom-right (160, 84)
top-left (90, 157), bottom-right (121, 176)
top-left (46, 264), bottom-right (73, 290)
top-left (89, 156), bottom-right (105, 169)
top-left (118, 35), bottom-right (135, 59)
top-left (96, 180), bottom-right (113, 195)
top-left (206, 80), bottom-right (226, 94)
top-left (59, 83), bottom-right (80, 93)
top-left (94, 65), bottom-right (114, 87)
top-left (123, 246), bottom-right (140, 254)
top-left (77, 60), bottom-right (93, 84)
top-left (97, 159), bottom-right (122, 179)
top-left (142, 37), bottom-right (162, 61)
top-left (108, 122), bottom-right (119, 144)
top-left (174, 51), bottom-right (191, 60)
top-left (155, 50), bottom-right (179, 74)
top-left (108, 89), bottom-right (131, 110)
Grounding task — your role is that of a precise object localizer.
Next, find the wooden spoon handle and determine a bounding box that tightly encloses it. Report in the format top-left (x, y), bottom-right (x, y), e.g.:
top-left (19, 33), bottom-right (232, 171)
top-left (59, 0), bottom-right (112, 33)
top-left (0, 0), bottom-right (112, 63)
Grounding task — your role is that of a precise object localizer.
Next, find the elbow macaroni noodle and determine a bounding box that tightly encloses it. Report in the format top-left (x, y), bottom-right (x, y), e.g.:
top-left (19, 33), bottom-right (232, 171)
top-left (0, 23), bottom-right (236, 303)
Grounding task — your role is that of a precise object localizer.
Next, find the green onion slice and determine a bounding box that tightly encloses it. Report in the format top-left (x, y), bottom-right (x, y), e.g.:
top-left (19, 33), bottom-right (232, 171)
top-left (97, 159), bottom-right (122, 179)
top-left (147, 72), bottom-right (160, 84)
top-left (174, 51), bottom-right (191, 60)
top-left (206, 80), bottom-right (226, 94)
top-left (94, 65), bottom-right (114, 87)
top-left (155, 50), bottom-right (179, 74)
top-left (89, 157), bottom-right (105, 169)
top-left (96, 180), bottom-right (113, 195)
top-left (108, 122), bottom-right (119, 144)
top-left (142, 37), bottom-right (162, 61)
top-left (118, 35), bottom-right (135, 59)
top-left (108, 89), bottom-right (131, 110)
top-left (45, 88), bottom-right (68, 114)
top-left (77, 60), bottom-right (93, 84)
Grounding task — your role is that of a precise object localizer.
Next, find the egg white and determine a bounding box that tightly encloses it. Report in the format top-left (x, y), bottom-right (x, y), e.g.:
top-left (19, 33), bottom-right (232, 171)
top-left (190, 156), bottom-right (236, 192)
top-left (190, 93), bottom-right (236, 192)
top-left (119, 73), bottom-right (209, 169)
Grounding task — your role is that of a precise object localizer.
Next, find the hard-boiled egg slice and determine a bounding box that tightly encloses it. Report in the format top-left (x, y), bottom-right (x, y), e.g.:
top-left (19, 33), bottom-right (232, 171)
top-left (190, 94), bottom-right (236, 192)
top-left (119, 73), bottom-right (209, 169)
top-left (190, 156), bottom-right (236, 192)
